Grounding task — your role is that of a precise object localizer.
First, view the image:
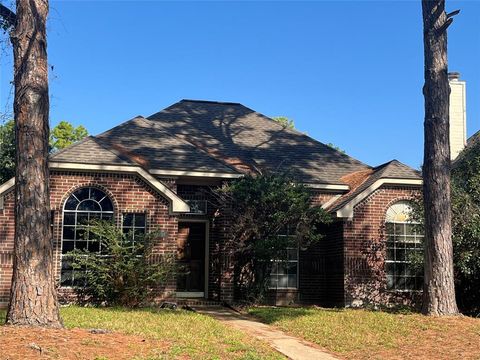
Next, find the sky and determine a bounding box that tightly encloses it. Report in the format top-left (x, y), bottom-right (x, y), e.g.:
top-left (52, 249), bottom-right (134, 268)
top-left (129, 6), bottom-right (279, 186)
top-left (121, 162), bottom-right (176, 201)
top-left (1, 0), bottom-right (479, 169)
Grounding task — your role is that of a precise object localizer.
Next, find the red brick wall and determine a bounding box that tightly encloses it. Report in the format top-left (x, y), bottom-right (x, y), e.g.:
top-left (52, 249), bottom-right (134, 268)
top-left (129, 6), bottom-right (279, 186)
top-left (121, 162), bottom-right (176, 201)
top-left (0, 191), bottom-right (14, 305)
top-left (0, 171), bottom-right (179, 307)
top-left (343, 185), bottom-right (422, 307)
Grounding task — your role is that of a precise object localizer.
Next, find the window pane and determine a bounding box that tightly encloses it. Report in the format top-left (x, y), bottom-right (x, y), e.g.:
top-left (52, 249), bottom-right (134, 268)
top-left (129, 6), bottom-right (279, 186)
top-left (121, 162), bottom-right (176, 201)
top-left (63, 226), bottom-right (75, 240)
top-left (88, 241), bottom-right (100, 253)
top-left (75, 228), bottom-right (87, 241)
top-left (277, 263), bottom-right (287, 275)
top-left (395, 249), bottom-right (406, 261)
top-left (78, 200), bottom-right (101, 212)
top-left (63, 213), bottom-right (76, 225)
top-left (288, 274), bottom-right (297, 288)
top-left (286, 262), bottom-right (297, 275)
top-left (90, 188), bottom-right (106, 202)
top-left (134, 214), bottom-right (146, 227)
top-left (64, 196), bottom-right (79, 210)
top-left (62, 241), bottom-right (74, 254)
top-left (74, 188), bottom-right (90, 201)
top-left (385, 262), bottom-right (395, 276)
top-left (287, 248), bottom-right (298, 261)
top-left (77, 213), bottom-right (89, 225)
top-left (123, 213), bottom-right (134, 227)
top-left (386, 248), bottom-right (395, 261)
top-left (278, 275), bottom-right (288, 288)
top-left (100, 197), bottom-right (113, 212)
top-left (75, 241), bottom-right (87, 251)
top-left (386, 275), bottom-right (394, 289)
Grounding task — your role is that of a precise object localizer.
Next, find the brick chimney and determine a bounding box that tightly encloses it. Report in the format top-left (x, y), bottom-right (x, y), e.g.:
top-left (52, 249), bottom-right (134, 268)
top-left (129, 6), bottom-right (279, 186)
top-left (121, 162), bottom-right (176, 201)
top-left (449, 72), bottom-right (467, 160)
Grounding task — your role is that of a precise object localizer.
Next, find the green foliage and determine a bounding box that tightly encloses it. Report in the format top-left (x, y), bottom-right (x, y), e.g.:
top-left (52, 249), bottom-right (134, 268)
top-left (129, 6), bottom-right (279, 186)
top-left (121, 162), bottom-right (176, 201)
top-left (0, 120), bottom-right (89, 184)
top-left (326, 142), bottom-right (346, 154)
top-left (0, 120), bottom-right (15, 183)
top-left (450, 147), bottom-right (480, 315)
top-left (272, 116), bottom-right (295, 129)
top-left (411, 144), bottom-right (480, 315)
top-left (216, 172), bottom-right (331, 302)
top-left (50, 120), bottom-right (88, 151)
top-left (68, 221), bottom-right (177, 307)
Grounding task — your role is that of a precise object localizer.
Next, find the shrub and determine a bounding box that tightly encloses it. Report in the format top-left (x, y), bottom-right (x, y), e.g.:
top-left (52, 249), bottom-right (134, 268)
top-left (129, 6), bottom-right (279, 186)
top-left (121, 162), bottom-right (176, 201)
top-left (68, 221), bottom-right (177, 306)
top-left (215, 171), bottom-right (331, 303)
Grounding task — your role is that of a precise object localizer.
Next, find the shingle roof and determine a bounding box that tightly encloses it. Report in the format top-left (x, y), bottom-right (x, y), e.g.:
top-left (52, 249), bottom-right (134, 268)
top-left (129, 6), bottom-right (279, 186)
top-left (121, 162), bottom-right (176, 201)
top-left (50, 136), bottom-right (135, 166)
top-left (51, 116), bottom-right (238, 174)
top-left (50, 100), bottom-right (421, 190)
top-left (147, 100), bottom-right (370, 185)
top-left (329, 160), bottom-right (421, 211)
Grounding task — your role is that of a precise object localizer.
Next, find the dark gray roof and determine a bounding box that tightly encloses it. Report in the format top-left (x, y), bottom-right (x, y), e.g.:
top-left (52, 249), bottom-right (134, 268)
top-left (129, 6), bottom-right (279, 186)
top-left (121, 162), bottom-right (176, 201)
top-left (147, 100), bottom-right (370, 184)
top-left (50, 100), bottom-right (421, 188)
top-left (50, 136), bottom-right (136, 166)
top-left (329, 160), bottom-right (421, 211)
top-left (95, 116), bottom-right (238, 173)
top-left (51, 116), bottom-right (238, 174)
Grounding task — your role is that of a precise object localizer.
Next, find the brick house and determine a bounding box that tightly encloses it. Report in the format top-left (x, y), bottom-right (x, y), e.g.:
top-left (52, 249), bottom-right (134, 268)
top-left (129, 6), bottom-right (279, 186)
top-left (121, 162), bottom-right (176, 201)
top-left (0, 99), bottom-right (430, 308)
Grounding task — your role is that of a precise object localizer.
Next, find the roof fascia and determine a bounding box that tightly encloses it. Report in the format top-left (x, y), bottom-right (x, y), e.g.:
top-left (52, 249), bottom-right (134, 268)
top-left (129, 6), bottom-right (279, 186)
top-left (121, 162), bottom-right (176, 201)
top-left (335, 178), bottom-right (423, 219)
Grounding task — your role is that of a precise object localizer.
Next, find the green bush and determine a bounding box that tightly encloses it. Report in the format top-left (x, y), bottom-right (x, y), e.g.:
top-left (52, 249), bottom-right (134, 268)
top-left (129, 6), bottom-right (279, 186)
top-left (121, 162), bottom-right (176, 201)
top-left (68, 221), bottom-right (177, 306)
top-left (215, 171), bottom-right (331, 303)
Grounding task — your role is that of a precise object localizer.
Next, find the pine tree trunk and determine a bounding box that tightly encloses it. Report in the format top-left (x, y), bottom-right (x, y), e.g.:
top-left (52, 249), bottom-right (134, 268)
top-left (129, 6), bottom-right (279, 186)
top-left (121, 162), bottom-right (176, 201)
top-left (6, 0), bottom-right (62, 327)
top-left (421, 0), bottom-right (458, 316)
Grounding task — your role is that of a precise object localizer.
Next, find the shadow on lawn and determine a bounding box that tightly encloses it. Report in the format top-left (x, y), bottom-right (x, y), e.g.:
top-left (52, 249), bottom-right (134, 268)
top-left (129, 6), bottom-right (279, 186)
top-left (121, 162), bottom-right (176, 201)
top-left (248, 306), bottom-right (342, 324)
top-left (248, 304), bottom-right (420, 324)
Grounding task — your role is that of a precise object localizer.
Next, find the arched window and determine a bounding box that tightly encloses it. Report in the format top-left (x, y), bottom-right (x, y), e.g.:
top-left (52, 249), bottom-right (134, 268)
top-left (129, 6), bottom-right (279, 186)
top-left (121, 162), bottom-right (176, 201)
top-left (385, 201), bottom-right (423, 291)
top-left (61, 187), bottom-right (114, 286)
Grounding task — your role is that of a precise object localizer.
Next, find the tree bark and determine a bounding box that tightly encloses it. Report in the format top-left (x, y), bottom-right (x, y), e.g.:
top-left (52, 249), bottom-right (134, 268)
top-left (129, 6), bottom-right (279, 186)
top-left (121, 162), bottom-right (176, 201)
top-left (5, 0), bottom-right (62, 327)
top-left (421, 0), bottom-right (458, 315)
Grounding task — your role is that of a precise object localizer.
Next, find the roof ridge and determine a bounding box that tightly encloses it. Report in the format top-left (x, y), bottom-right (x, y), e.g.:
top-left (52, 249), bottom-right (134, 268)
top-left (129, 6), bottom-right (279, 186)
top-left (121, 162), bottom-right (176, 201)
top-left (180, 99), bottom-right (242, 106)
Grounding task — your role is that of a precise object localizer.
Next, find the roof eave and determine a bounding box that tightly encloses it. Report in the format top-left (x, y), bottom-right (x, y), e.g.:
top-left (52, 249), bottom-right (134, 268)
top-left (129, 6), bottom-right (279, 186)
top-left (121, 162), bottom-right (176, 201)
top-left (334, 177), bottom-right (423, 220)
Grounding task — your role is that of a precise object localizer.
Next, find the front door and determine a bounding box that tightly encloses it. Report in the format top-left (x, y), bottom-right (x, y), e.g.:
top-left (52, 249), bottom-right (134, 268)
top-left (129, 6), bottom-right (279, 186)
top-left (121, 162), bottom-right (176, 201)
top-left (176, 222), bottom-right (206, 297)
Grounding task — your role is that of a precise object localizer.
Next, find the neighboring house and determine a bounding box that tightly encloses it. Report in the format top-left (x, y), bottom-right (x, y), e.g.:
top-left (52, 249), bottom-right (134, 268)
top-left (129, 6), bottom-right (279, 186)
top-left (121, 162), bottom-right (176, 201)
top-left (0, 76), bottom-right (467, 308)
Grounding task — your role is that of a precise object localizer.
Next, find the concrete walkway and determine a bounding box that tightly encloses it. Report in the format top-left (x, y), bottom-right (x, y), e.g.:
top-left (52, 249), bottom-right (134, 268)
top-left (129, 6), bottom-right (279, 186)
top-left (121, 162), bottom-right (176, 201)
top-left (195, 306), bottom-right (338, 360)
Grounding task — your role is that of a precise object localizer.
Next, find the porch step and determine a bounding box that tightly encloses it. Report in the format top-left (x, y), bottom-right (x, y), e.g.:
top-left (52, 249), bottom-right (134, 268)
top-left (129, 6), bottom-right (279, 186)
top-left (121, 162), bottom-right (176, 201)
top-left (175, 298), bottom-right (222, 307)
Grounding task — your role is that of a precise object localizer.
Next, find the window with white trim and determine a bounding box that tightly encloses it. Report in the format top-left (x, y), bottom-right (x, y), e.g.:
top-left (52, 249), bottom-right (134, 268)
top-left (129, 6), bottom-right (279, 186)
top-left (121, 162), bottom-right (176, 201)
top-left (269, 248), bottom-right (298, 289)
top-left (269, 228), bottom-right (298, 289)
top-left (122, 213), bottom-right (146, 245)
top-left (385, 201), bottom-right (423, 291)
top-left (61, 187), bottom-right (114, 286)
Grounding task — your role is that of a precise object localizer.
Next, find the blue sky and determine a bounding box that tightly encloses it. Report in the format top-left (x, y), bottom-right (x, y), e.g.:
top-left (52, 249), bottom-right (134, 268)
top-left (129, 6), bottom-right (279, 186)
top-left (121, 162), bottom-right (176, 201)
top-left (1, 1), bottom-right (479, 169)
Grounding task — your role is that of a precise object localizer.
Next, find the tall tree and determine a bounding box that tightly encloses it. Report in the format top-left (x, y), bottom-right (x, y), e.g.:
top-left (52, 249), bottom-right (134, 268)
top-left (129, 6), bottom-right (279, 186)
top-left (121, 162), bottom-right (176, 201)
top-left (1, 0), bottom-right (62, 326)
top-left (421, 0), bottom-right (459, 315)
top-left (50, 120), bottom-right (88, 151)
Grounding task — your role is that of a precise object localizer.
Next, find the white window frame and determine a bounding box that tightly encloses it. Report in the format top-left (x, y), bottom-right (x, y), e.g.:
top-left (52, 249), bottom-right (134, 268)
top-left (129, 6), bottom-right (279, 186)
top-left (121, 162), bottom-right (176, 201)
top-left (268, 229), bottom-right (299, 290)
top-left (385, 201), bottom-right (424, 292)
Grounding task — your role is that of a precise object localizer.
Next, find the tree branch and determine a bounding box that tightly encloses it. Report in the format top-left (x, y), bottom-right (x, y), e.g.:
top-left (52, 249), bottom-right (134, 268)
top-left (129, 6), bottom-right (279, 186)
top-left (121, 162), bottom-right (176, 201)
top-left (0, 3), bottom-right (16, 29)
top-left (447, 9), bottom-right (460, 19)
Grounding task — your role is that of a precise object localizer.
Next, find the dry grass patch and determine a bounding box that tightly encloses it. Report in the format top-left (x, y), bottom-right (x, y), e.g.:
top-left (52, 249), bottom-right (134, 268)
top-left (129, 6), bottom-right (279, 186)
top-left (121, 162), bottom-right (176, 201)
top-left (248, 306), bottom-right (480, 360)
top-left (0, 307), bottom-right (284, 360)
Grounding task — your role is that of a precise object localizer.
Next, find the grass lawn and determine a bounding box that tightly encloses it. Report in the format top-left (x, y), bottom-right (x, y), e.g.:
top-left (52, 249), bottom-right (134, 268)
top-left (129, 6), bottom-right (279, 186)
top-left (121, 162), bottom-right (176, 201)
top-left (0, 306), bottom-right (284, 360)
top-left (248, 306), bottom-right (480, 360)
